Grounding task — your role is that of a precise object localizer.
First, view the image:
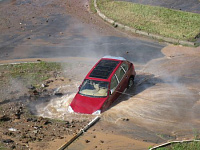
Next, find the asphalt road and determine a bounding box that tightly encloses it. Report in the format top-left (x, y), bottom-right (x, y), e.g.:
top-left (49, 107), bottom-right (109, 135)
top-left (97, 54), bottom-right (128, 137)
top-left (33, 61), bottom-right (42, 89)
top-left (0, 0), bottom-right (165, 65)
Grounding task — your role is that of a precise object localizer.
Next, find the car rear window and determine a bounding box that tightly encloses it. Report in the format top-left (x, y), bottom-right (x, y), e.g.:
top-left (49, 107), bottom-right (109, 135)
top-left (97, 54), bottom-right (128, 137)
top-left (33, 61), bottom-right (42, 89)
top-left (89, 59), bottom-right (120, 79)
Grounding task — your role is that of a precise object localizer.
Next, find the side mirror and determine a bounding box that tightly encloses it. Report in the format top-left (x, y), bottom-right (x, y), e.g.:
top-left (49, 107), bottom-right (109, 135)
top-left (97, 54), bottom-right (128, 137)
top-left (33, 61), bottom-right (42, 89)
top-left (78, 85), bottom-right (81, 90)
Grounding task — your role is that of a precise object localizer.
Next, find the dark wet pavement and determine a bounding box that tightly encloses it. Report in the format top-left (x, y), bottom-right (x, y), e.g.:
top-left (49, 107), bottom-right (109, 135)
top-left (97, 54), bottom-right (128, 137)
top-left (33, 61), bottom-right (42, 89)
top-left (0, 0), bottom-right (165, 65)
top-left (118, 0), bottom-right (200, 14)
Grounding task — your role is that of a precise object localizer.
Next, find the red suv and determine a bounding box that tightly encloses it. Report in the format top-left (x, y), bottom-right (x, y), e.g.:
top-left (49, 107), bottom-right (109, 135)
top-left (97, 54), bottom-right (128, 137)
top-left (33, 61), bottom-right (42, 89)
top-left (68, 56), bottom-right (136, 115)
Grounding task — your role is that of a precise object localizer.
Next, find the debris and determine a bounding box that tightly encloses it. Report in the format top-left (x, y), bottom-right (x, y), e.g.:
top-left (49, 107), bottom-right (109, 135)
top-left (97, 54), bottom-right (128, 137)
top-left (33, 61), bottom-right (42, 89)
top-left (33, 126), bottom-right (43, 130)
top-left (8, 128), bottom-right (17, 132)
top-left (27, 118), bottom-right (32, 122)
top-left (33, 90), bottom-right (39, 95)
top-left (22, 139), bottom-right (28, 143)
top-left (42, 120), bottom-right (51, 125)
top-left (0, 115), bottom-right (11, 121)
top-left (55, 92), bottom-right (63, 96)
top-left (27, 118), bottom-right (37, 122)
top-left (2, 139), bottom-right (14, 144)
top-left (27, 85), bottom-right (36, 90)
top-left (11, 145), bottom-right (16, 149)
top-left (41, 83), bottom-right (49, 87)
top-left (85, 139), bottom-right (90, 143)
top-left (46, 80), bottom-right (54, 84)
top-left (14, 110), bottom-right (22, 119)
top-left (122, 118), bottom-right (129, 121)
top-left (114, 24), bottom-right (118, 28)
top-left (100, 140), bottom-right (104, 143)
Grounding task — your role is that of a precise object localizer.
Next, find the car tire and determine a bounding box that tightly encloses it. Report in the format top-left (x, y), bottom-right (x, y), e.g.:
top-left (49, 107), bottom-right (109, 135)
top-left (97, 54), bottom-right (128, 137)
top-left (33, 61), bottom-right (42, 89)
top-left (127, 77), bottom-right (134, 89)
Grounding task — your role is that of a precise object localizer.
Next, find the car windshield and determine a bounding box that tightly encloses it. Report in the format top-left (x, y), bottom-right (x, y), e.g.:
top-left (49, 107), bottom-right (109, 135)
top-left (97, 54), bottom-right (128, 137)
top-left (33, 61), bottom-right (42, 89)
top-left (79, 79), bottom-right (109, 97)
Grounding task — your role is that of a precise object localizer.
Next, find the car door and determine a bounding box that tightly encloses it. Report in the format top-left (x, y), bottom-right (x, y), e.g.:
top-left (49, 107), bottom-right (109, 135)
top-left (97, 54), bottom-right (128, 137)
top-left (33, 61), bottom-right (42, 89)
top-left (105, 63), bottom-right (128, 106)
top-left (101, 62), bottom-right (129, 111)
top-left (101, 74), bottom-right (119, 111)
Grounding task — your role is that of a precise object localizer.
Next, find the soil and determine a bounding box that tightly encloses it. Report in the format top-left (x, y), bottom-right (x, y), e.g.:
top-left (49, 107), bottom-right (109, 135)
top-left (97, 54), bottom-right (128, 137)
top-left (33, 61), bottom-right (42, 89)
top-left (0, 0), bottom-right (200, 150)
top-left (0, 71), bottom-right (92, 150)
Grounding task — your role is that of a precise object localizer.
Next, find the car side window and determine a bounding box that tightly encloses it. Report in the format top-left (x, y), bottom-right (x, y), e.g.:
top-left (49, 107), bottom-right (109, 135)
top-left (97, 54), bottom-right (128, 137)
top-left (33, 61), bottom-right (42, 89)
top-left (115, 67), bottom-right (124, 82)
top-left (121, 62), bottom-right (128, 72)
top-left (115, 63), bottom-right (128, 82)
top-left (109, 63), bottom-right (128, 95)
top-left (110, 75), bottom-right (118, 94)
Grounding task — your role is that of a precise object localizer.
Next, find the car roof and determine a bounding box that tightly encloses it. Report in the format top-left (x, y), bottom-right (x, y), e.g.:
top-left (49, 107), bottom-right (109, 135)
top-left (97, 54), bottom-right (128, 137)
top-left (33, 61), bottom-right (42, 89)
top-left (87, 56), bottom-right (126, 80)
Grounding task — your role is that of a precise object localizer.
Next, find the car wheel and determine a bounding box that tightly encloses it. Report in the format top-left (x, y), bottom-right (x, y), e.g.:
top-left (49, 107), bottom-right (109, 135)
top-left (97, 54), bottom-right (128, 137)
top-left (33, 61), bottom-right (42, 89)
top-left (127, 77), bottom-right (134, 89)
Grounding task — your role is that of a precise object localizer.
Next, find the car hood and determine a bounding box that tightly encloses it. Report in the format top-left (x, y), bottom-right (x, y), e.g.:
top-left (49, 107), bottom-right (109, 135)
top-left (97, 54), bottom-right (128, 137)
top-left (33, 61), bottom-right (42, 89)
top-left (70, 93), bottom-right (108, 114)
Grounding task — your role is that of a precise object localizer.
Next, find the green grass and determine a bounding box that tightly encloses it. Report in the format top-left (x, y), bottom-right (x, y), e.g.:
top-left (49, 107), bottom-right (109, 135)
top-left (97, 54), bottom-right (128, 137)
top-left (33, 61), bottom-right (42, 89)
top-left (0, 144), bottom-right (9, 150)
top-left (0, 61), bottom-right (62, 86)
top-left (90, 0), bottom-right (96, 13)
top-left (96, 0), bottom-right (200, 41)
top-left (155, 141), bottom-right (200, 150)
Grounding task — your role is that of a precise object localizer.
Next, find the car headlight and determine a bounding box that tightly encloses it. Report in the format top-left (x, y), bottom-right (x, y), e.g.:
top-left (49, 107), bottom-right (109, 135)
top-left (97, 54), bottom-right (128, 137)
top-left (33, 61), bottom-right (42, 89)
top-left (92, 110), bottom-right (101, 115)
top-left (68, 106), bottom-right (74, 113)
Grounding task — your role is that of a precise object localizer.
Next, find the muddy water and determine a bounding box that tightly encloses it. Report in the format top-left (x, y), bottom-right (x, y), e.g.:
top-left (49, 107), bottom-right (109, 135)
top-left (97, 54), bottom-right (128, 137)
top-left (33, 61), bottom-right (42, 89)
top-left (26, 45), bottom-right (200, 144)
top-left (101, 46), bottom-right (200, 142)
top-left (35, 93), bottom-right (75, 120)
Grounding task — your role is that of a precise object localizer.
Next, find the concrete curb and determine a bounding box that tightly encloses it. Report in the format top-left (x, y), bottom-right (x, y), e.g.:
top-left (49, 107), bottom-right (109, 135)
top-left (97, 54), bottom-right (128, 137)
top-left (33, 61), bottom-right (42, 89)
top-left (149, 139), bottom-right (200, 150)
top-left (94, 0), bottom-right (195, 46)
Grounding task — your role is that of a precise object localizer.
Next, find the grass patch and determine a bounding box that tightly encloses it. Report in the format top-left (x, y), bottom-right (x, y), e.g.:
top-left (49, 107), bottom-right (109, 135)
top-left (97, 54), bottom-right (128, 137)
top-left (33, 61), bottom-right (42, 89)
top-left (90, 0), bottom-right (97, 13)
top-left (97, 0), bottom-right (200, 41)
top-left (0, 61), bottom-right (62, 86)
top-left (155, 141), bottom-right (200, 150)
top-left (0, 144), bottom-right (9, 150)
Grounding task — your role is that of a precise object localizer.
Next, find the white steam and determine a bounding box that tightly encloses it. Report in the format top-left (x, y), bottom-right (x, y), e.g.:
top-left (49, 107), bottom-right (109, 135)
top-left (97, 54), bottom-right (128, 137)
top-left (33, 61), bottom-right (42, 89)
top-left (35, 93), bottom-right (75, 120)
